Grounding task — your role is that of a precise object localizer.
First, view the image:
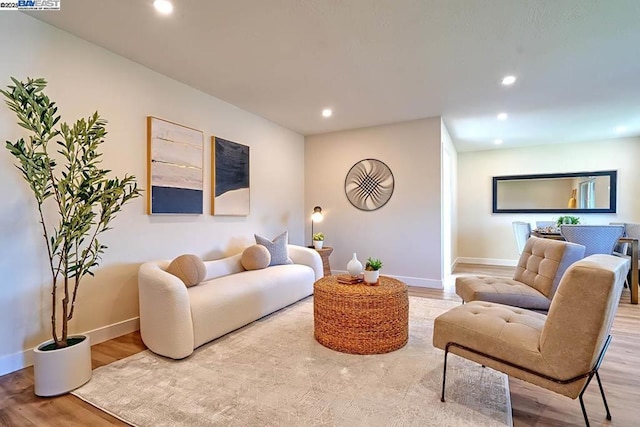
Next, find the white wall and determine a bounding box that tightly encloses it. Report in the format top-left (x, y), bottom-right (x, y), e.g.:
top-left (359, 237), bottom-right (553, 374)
top-left (441, 121), bottom-right (458, 272)
top-left (457, 137), bottom-right (640, 265)
top-left (0, 14), bottom-right (305, 375)
top-left (305, 117), bottom-right (444, 288)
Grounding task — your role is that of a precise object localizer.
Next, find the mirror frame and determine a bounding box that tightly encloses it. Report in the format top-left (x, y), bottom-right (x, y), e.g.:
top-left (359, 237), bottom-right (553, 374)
top-left (492, 170), bottom-right (617, 214)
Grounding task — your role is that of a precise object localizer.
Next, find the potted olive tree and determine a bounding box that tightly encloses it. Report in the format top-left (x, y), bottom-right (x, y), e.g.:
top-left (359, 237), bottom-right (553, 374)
top-left (2, 77), bottom-right (141, 396)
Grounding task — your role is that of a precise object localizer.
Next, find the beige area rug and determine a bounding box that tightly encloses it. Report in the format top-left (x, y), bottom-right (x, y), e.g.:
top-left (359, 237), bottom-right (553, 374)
top-left (73, 297), bottom-right (512, 426)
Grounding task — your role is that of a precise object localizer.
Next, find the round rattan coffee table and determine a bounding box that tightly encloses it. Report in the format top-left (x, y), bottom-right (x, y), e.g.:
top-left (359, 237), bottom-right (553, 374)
top-left (313, 275), bottom-right (409, 354)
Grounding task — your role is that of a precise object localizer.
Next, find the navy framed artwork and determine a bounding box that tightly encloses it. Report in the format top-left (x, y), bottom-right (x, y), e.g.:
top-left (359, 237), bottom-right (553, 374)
top-left (211, 136), bottom-right (250, 216)
top-left (147, 116), bottom-right (204, 214)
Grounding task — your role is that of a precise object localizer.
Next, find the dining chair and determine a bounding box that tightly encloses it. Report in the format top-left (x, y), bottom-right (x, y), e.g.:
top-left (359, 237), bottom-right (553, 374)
top-left (560, 225), bottom-right (625, 257)
top-left (622, 223), bottom-right (640, 241)
top-left (609, 222), bottom-right (629, 256)
top-left (617, 223), bottom-right (640, 286)
top-left (512, 221), bottom-right (531, 255)
top-left (536, 220), bottom-right (556, 229)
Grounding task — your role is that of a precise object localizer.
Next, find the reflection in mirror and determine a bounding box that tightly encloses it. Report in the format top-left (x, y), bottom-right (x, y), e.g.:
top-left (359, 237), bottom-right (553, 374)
top-left (493, 170), bottom-right (617, 213)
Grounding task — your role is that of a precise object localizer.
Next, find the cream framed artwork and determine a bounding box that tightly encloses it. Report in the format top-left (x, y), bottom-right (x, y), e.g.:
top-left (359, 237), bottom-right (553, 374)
top-left (147, 117), bottom-right (204, 214)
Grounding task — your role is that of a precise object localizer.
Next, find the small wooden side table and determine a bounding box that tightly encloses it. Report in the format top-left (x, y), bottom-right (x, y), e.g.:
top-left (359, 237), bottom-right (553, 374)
top-left (313, 246), bottom-right (333, 277)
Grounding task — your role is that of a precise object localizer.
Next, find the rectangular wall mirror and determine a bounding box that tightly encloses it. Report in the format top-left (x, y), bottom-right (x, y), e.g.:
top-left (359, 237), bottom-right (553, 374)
top-left (492, 170), bottom-right (617, 213)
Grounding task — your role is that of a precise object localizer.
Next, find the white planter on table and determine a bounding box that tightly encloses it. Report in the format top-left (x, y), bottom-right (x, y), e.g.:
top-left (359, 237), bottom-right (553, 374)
top-left (363, 270), bottom-right (380, 284)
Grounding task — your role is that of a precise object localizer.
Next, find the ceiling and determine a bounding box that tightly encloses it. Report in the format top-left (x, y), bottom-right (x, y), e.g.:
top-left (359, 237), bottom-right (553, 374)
top-left (29, 0), bottom-right (640, 151)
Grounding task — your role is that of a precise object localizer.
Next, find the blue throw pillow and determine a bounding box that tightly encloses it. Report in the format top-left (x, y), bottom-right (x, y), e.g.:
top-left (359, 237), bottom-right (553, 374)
top-left (254, 231), bottom-right (293, 266)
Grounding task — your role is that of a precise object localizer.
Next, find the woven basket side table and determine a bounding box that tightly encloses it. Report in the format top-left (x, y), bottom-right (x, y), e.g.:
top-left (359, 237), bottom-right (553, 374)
top-left (313, 275), bottom-right (409, 355)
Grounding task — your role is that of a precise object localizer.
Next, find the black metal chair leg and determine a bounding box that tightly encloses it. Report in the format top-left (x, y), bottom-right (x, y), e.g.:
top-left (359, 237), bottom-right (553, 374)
top-left (441, 349), bottom-right (449, 402)
top-left (579, 394), bottom-right (590, 427)
top-left (595, 371), bottom-right (612, 421)
top-left (579, 374), bottom-right (594, 427)
top-left (580, 395), bottom-right (589, 427)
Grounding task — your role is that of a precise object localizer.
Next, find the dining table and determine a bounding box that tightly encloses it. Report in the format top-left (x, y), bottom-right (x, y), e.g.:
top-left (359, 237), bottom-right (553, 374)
top-left (531, 230), bottom-right (638, 304)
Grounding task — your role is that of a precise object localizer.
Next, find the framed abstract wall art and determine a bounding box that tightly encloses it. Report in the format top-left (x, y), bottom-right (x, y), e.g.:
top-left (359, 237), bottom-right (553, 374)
top-left (147, 117), bottom-right (204, 214)
top-left (211, 136), bottom-right (250, 216)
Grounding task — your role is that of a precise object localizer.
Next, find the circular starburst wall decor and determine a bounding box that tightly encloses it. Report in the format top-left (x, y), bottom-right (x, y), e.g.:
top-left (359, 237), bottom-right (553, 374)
top-left (344, 158), bottom-right (395, 211)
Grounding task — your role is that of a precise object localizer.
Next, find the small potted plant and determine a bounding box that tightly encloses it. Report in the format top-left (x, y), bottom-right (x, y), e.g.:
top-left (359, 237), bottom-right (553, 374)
top-left (557, 216), bottom-right (580, 227)
top-left (312, 232), bottom-right (324, 249)
top-left (364, 257), bottom-right (383, 284)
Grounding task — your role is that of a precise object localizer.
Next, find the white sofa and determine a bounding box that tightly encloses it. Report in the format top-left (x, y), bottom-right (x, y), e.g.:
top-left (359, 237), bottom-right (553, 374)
top-left (138, 245), bottom-right (323, 359)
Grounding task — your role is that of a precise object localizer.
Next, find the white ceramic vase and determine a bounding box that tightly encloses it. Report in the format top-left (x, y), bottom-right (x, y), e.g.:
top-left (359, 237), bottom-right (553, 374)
top-left (33, 335), bottom-right (92, 396)
top-left (347, 253), bottom-right (363, 277)
top-left (364, 270), bottom-right (380, 284)
top-left (313, 240), bottom-right (324, 249)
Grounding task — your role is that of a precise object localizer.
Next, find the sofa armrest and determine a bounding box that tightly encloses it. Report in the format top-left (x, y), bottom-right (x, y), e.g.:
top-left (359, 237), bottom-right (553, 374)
top-left (288, 245), bottom-right (323, 280)
top-left (138, 262), bottom-right (194, 359)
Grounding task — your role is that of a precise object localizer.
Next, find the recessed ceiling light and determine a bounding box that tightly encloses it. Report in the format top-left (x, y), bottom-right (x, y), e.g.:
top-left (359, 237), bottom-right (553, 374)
top-left (494, 139), bottom-right (503, 145)
top-left (501, 75), bottom-right (516, 86)
top-left (615, 126), bottom-right (627, 134)
top-left (497, 112), bottom-right (508, 120)
top-left (322, 108), bottom-right (333, 118)
top-left (154, 0), bottom-right (173, 15)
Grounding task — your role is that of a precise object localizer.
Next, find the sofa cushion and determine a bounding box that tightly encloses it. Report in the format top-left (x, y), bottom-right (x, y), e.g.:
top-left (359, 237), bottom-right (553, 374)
top-left (167, 254), bottom-right (206, 287)
top-left (188, 264), bottom-right (314, 348)
top-left (255, 231), bottom-right (292, 266)
top-left (241, 244), bottom-right (271, 270)
top-left (203, 253), bottom-right (244, 281)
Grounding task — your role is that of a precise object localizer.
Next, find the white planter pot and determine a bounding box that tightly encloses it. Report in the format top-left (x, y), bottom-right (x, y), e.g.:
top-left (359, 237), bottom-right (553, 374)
top-left (313, 240), bottom-right (324, 249)
top-left (363, 270), bottom-right (380, 284)
top-left (33, 335), bottom-right (92, 396)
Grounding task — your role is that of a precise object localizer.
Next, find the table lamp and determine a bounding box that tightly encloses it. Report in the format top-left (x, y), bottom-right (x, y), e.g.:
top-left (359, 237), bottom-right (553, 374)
top-left (311, 206), bottom-right (323, 246)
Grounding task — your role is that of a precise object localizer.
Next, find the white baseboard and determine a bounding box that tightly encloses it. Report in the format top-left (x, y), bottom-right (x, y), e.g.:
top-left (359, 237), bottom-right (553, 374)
top-left (0, 350), bottom-right (30, 378)
top-left (85, 317), bottom-right (140, 347)
top-left (0, 317), bottom-right (140, 377)
top-left (455, 257), bottom-right (518, 267)
top-left (331, 270), bottom-right (443, 289)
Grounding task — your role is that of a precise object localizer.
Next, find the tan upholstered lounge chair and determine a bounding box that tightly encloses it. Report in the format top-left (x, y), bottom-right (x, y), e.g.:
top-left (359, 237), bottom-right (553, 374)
top-left (456, 236), bottom-right (585, 311)
top-left (434, 255), bottom-right (629, 426)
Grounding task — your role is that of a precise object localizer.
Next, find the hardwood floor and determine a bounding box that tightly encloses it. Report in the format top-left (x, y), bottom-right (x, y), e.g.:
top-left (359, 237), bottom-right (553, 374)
top-left (1, 264), bottom-right (638, 426)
